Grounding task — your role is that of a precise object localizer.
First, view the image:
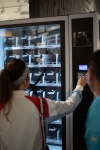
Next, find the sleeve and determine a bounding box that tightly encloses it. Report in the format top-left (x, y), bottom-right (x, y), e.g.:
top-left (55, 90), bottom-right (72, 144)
top-left (43, 85), bottom-right (83, 123)
top-left (85, 129), bottom-right (100, 150)
top-left (85, 103), bottom-right (100, 150)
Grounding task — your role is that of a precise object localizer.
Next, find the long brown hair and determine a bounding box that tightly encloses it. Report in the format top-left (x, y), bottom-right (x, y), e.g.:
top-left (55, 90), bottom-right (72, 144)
top-left (0, 59), bottom-right (27, 121)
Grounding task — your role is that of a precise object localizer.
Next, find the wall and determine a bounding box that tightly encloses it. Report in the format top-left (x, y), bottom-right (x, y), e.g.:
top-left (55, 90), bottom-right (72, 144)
top-left (39, 0), bottom-right (94, 17)
top-left (0, 0), bottom-right (29, 21)
top-left (29, 0), bottom-right (96, 18)
top-left (94, 0), bottom-right (100, 14)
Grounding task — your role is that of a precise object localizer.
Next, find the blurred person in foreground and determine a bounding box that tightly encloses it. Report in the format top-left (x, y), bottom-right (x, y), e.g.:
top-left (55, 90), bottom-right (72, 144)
top-left (0, 58), bottom-right (86, 150)
top-left (85, 50), bottom-right (100, 150)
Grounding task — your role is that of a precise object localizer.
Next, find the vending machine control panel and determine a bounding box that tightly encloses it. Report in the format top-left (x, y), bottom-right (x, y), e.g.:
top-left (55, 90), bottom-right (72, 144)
top-left (72, 17), bottom-right (94, 150)
top-left (78, 65), bottom-right (87, 79)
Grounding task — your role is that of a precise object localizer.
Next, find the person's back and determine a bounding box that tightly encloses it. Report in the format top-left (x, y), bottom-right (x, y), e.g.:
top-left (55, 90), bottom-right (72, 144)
top-left (85, 50), bottom-right (100, 150)
top-left (0, 91), bottom-right (42, 150)
top-left (0, 59), bottom-right (86, 150)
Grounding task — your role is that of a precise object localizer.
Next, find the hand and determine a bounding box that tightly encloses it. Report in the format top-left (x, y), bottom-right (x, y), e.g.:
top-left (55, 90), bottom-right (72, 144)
top-left (77, 76), bottom-right (87, 87)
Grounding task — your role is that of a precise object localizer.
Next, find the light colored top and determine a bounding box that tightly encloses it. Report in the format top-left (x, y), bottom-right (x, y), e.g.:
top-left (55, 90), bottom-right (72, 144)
top-left (0, 85), bottom-right (83, 150)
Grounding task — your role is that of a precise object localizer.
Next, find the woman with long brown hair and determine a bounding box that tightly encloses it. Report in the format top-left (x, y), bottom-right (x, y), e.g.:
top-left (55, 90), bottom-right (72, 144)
top-left (0, 59), bottom-right (86, 150)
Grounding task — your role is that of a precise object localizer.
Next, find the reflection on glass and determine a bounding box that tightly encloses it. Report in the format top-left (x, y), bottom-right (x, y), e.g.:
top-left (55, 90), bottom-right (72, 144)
top-left (2, 24), bottom-right (62, 146)
top-left (73, 31), bottom-right (92, 47)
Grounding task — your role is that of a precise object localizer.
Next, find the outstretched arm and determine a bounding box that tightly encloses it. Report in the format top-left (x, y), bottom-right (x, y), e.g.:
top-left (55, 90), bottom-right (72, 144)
top-left (44, 77), bottom-right (87, 123)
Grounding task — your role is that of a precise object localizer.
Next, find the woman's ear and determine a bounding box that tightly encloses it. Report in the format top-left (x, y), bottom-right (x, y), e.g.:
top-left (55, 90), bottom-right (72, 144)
top-left (22, 79), bottom-right (26, 86)
top-left (88, 68), bottom-right (94, 81)
top-left (23, 77), bottom-right (30, 88)
top-left (87, 68), bottom-right (95, 93)
top-left (19, 77), bottom-right (29, 90)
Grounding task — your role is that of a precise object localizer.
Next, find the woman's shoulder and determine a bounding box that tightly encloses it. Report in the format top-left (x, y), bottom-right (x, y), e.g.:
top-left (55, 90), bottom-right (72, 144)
top-left (91, 96), bottom-right (100, 108)
top-left (86, 96), bottom-right (100, 122)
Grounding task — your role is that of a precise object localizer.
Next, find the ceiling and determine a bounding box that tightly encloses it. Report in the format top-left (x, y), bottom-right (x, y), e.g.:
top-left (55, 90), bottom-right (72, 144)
top-left (0, 0), bottom-right (29, 21)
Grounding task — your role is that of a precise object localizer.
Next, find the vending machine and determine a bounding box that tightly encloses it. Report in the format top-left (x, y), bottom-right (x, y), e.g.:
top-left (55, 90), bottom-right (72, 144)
top-left (0, 12), bottom-right (99, 150)
top-left (69, 13), bottom-right (99, 150)
top-left (0, 16), bottom-right (69, 150)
